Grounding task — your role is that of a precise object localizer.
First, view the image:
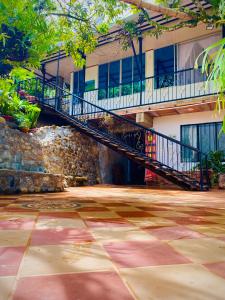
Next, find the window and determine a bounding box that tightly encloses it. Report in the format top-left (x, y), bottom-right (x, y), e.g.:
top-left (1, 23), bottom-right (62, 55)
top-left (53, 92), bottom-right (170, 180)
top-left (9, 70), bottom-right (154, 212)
top-left (85, 80), bottom-right (95, 92)
top-left (121, 55), bottom-right (145, 96)
top-left (98, 63), bottom-right (108, 100)
top-left (98, 54), bottom-right (146, 100)
top-left (181, 122), bottom-right (225, 162)
top-left (177, 34), bottom-right (220, 85)
top-left (154, 45), bottom-right (175, 89)
top-left (73, 70), bottom-right (85, 97)
top-left (109, 60), bottom-right (120, 98)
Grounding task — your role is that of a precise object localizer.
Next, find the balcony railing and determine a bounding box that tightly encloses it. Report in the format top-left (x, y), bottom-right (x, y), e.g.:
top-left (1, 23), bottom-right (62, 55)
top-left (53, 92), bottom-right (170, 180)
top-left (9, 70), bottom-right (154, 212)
top-left (82, 67), bottom-right (215, 113)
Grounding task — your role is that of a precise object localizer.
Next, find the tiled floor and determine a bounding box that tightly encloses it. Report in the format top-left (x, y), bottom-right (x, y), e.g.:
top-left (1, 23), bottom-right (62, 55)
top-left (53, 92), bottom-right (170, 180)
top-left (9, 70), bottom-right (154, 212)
top-left (0, 186), bottom-right (225, 300)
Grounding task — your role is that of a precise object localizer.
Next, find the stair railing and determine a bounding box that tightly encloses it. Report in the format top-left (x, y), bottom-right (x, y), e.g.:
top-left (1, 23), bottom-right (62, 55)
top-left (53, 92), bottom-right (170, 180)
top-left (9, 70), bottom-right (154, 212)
top-left (18, 77), bottom-right (210, 190)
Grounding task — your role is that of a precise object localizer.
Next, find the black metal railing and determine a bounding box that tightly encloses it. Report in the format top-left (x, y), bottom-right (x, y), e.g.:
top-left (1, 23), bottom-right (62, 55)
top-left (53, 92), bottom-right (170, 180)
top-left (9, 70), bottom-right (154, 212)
top-left (18, 77), bottom-right (210, 190)
top-left (82, 67), bottom-right (215, 112)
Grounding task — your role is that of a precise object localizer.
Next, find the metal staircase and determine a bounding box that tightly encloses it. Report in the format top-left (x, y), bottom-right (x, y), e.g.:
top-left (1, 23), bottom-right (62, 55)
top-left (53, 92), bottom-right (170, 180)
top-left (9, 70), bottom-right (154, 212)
top-left (18, 77), bottom-right (210, 191)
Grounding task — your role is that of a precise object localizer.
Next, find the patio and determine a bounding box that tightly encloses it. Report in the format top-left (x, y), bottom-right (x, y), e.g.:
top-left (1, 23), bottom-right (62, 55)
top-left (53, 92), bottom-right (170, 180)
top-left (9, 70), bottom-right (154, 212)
top-left (0, 186), bottom-right (225, 300)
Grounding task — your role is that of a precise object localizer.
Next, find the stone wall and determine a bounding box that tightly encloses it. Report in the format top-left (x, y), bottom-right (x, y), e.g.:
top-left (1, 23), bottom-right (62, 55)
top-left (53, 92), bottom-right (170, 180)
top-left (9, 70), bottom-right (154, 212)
top-left (0, 124), bottom-right (100, 193)
top-left (35, 126), bottom-right (100, 185)
top-left (0, 169), bottom-right (65, 194)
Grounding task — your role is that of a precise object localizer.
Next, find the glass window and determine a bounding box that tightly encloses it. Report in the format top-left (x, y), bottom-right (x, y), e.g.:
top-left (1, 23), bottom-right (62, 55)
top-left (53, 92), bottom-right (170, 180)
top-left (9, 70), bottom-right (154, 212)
top-left (154, 45), bottom-right (175, 89)
top-left (181, 122), bottom-right (225, 162)
top-left (109, 60), bottom-right (120, 98)
top-left (73, 70), bottom-right (85, 102)
top-left (98, 54), bottom-right (146, 100)
top-left (122, 57), bottom-right (132, 96)
top-left (98, 63), bottom-right (108, 100)
top-left (177, 34), bottom-right (221, 84)
top-left (133, 54), bottom-right (145, 93)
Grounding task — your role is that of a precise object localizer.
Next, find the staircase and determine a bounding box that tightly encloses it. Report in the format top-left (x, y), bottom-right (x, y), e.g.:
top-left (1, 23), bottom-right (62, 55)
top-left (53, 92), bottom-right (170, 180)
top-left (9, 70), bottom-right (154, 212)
top-left (18, 77), bottom-right (210, 191)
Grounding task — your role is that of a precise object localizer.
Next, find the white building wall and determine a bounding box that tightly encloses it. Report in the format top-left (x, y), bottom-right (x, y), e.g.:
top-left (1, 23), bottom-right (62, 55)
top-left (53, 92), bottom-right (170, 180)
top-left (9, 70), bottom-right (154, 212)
top-left (153, 110), bottom-right (223, 141)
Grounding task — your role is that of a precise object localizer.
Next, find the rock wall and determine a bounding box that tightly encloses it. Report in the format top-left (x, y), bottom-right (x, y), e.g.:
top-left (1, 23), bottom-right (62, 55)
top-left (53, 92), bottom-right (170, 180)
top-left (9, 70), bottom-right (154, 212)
top-left (35, 126), bottom-right (100, 185)
top-left (0, 169), bottom-right (65, 194)
top-left (0, 124), bottom-right (100, 190)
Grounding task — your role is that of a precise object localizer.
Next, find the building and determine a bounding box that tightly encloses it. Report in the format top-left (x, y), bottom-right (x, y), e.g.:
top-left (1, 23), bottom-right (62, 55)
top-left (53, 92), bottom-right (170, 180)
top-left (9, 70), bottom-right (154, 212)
top-left (30, 2), bottom-right (225, 188)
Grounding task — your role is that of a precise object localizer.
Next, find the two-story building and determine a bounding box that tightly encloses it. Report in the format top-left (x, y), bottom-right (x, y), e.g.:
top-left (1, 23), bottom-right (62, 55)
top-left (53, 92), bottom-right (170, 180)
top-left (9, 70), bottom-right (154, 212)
top-left (38, 3), bottom-right (225, 186)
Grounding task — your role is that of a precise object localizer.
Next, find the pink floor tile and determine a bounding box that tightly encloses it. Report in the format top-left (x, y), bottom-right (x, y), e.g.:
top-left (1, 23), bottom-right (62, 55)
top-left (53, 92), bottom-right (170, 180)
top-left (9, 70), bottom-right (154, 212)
top-left (204, 262), bottom-right (225, 280)
top-left (30, 228), bottom-right (95, 246)
top-left (0, 218), bottom-right (35, 230)
top-left (85, 218), bottom-right (133, 228)
top-left (116, 211), bottom-right (152, 218)
top-left (146, 225), bottom-right (205, 240)
top-left (0, 247), bottom-right (25, 276)
top-left (104, 240), bottom-right (191, 268)
top-left (12, 271), bottom-right (134, 300)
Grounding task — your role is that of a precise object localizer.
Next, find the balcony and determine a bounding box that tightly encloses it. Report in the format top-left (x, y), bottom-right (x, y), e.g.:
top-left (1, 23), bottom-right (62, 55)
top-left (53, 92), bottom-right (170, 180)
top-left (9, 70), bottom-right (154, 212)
top-left (79, 67), bottom-right (215, 114)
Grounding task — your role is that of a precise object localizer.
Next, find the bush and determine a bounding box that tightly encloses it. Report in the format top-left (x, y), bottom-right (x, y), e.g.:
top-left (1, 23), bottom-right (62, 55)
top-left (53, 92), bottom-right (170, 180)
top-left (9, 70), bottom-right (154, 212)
top-left (0, 70), bottom-right (41, 131)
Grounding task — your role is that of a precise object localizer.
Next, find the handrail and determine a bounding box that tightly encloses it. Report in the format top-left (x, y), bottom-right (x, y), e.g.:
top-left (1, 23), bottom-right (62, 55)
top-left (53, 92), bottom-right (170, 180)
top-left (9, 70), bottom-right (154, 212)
top-left (18, 77), bottom-right (204, 153)
top-left (17, 76), bottom-right (210, 190)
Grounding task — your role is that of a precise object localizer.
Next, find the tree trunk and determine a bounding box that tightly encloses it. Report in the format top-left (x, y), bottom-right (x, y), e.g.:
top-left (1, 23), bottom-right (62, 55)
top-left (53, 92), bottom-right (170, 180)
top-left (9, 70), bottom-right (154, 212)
top-left (120, 0), bottom-right (192, 20)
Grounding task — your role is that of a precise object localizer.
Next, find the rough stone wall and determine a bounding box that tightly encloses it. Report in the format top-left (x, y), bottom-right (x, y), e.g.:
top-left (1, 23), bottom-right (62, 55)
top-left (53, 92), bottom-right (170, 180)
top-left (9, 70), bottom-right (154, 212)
top-left (35, 126), bottom-right (100, 184)
top-left (0, 125), bottom-right (45, 172)
top-left (0, 124), bottom-right (100, 186)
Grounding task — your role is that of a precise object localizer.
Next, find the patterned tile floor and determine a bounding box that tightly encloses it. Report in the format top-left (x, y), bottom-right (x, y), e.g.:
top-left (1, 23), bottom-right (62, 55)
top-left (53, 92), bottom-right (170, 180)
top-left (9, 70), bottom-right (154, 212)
top-left (0, 186), bottom-right (225, 300)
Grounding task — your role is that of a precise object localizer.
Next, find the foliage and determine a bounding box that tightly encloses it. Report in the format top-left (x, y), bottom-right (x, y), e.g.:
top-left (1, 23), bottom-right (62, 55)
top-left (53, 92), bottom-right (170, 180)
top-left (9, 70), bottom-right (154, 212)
top-left (0, 69), bottom-right (41, 130)
top-left (196, 38), bottom-right (225, 134)
top-left (206, 151), bottom-right (225, 185)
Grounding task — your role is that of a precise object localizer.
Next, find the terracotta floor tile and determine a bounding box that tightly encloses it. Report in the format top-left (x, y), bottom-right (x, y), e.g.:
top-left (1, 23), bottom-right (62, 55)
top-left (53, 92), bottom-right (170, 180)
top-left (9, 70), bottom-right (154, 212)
top-left (109, 206), bottom-right (143, 212)
top-left (13, 271), bottom-right (134, 300)
top-left (136, 206), bottom-right (171, 211)
top-left (92, 227), bottom-right (156, 242)
top-left (169, 238), bottom-right (225, 263)
top-left (20, 243), bottom-right (115, 276)
top-left (79, 211), bottom-right (120, 219)
top-left (186, 210), bottom-right (219, 217)
top-left (150, 211), bottom-right (190, 218)
top-left (120, 264), bottom-right (225, 300)
top-left (0, 247), bottom-right (25, 276)
top-left (85, 218), bottom-right (132, 228)
top-left (76, 207), bottom-right (110, 212)
top-left (146, 226), bottom-right (205, 240)
top-left (0, 276), bottom-right (16, 300)
top-left (204, 262), bottom-right (225, 280)
top-left (0, 230), bottom-right (31, 247)
top-left (167, 216), bottom-right (215, 225)
top-left (104, 240), bottom-right (190, 268)
top-left (39, 212), bottom-right (80, 218)
top-left (31, 228), bottom-right (94, 246)
top-left (116, 211), bottom-right (152, 218)
top-left (103, 203), bottom-right (130, 207)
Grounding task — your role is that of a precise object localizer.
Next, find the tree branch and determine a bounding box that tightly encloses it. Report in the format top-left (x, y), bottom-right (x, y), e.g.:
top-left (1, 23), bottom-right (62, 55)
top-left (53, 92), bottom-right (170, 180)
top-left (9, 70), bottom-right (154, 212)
top-left (120, 0), bottom-right (193, 20)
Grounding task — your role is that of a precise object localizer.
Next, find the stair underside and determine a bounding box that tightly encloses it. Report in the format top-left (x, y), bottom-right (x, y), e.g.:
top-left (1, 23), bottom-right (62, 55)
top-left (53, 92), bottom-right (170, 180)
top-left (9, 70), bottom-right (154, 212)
top-left (40, 103), bottom-right (207, 191)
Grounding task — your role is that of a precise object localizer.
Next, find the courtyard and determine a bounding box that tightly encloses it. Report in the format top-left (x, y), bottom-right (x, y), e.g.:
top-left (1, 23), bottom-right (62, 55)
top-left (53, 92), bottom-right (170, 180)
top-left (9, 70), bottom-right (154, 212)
top-left (0, 186), bottom-right (225, 300)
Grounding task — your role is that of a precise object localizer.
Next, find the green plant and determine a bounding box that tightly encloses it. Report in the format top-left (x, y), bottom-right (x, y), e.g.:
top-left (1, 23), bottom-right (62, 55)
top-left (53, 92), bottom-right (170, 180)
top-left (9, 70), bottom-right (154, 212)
top-left (196, 151), bottom-right (225, 186)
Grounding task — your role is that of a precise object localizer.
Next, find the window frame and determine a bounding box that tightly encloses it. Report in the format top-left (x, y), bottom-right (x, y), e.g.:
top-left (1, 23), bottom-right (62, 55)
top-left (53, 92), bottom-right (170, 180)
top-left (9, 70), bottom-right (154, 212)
top-left (180, 121), bottom-right (224, 162)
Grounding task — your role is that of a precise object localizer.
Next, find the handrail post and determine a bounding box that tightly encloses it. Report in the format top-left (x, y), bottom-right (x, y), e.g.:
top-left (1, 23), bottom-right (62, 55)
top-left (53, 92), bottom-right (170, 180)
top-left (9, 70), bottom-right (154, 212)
top-left (199, 152), bottom-right (204, 191)
top-left (41, 64), bottom-right (46, 103)
top-left (138, 35), bottom-right (143, 106)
